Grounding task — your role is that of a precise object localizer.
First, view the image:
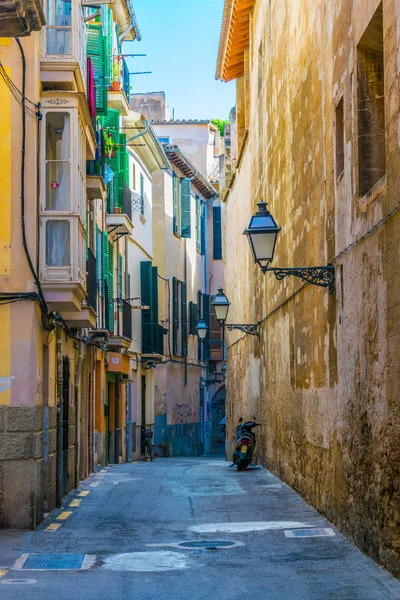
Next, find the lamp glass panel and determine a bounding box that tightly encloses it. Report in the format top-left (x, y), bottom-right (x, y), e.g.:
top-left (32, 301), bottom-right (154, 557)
top-left (214, 304), bottom-right (229, 322)
top-left (198, 327), bottom-right (207, 339)
top-left (250, 231), bottom-right (277, 261)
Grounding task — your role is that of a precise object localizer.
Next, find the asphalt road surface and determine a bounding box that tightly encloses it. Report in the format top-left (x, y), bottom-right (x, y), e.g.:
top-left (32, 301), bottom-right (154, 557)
top-left (0, 457), bottom-right (399, 599)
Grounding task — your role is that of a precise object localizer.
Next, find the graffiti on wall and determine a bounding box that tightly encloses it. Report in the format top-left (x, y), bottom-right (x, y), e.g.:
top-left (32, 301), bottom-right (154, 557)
top-left (0, 375), bottom-right (15, 393)
top-left (171, 402), bottom-right (193, 424)
top-left (211, 388), bottom-right (226, 449)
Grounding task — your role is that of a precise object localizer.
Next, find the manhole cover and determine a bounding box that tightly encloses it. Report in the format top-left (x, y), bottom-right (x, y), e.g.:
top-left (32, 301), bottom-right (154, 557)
top-left (15, 554), bottom-right (95, 570)
top-left (176, 540), bottom-right (237, 550)
top-left (284, 528), bottom-right (335, 538)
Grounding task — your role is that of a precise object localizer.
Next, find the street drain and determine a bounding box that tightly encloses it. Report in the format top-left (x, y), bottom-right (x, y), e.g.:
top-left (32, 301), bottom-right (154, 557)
top-left (176, 540), bottom-right (238, 550)
top-left (15, 554), bottom-right (96, 570)
top-left (284, 528), bottom-right (335, 538)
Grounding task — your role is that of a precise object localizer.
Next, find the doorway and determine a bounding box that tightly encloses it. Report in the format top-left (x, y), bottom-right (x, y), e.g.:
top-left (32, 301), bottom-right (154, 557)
top-left (211, 387), bottom-right (226, 454)
top-left (62, 356), bottom-right (70, 493)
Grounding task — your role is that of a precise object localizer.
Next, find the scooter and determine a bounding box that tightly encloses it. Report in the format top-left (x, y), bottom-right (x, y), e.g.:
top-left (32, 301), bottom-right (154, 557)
top-left (232, 417), bottom-right (261, 471)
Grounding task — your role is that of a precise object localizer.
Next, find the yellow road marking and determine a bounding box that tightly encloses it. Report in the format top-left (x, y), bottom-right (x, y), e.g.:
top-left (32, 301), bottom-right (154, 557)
top-left (69, 499), bottom-right (81, 507)
top-left (78, 491), bottom-right (90, 497)
top-left (57, 511), bottom-right (72, 521)
top-left (0, 568), bottom-right (8, 578)
top-left (45, 523), bottom-right (61, 532)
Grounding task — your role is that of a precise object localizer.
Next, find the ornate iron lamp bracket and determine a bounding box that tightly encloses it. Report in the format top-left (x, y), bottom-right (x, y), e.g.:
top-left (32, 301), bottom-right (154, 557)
top-left (260, 265), bottom-right (335, 294)
top-left (225, 324), bottom-right (259, 337)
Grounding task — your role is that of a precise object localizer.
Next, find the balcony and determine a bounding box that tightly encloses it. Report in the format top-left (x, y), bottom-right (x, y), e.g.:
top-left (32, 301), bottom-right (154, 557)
top-left (0, 0), bottom-right (45, 37)
top-left (40, 0), bottom-right (86, 93)
top-left (108, 300), bottom-right (132, 349)
top-left (106, 182), bottom-right (133, 236)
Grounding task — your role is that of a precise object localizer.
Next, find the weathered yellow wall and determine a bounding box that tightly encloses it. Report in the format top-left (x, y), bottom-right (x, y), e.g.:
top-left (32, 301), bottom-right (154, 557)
top-left (224, 0), bottom-right (400, 577)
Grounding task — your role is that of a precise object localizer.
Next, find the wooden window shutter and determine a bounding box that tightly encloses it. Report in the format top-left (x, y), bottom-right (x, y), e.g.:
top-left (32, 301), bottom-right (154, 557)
top-left (213, 206), bottom-right (222, 259)
top-left (181, 281), bottom-right (188, 357)
top-left (197, 290), bottom-right (202, 360)
top-left (172, 172), bottom-right (179, 235)
top-left (86, 24), bottom-right (108, 115)
top-left (151, 266), bottom-right (160, 354)
top-left (200, 201), bottom-right (206, 255)
top-left (180, 178), bottom-right (191, 238)
top-left (107, 239), bottom-right (114, 332)
top-left (195, 195), bottom-right (201, 253)
top-left (172, 277), bottom-right (178, 355)
top-left (140, 261), bottom-right (152, 354)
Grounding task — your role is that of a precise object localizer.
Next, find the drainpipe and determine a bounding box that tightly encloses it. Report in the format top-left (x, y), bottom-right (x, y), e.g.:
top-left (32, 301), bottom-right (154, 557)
top-left (75, 341), bottom-right (85, 487)
top-left (125, 119), bottom-right (149, 144)
top-left (56, 327), bottom-right (63, 507)
top-left (125, 235), bottom-right (133, 462)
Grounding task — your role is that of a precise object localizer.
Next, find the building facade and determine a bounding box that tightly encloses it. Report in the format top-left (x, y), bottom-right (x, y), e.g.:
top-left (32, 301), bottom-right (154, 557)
top-left (217, 0), bottom-right (400, 577)
top-left (0, 0), bottom-right (144, 527)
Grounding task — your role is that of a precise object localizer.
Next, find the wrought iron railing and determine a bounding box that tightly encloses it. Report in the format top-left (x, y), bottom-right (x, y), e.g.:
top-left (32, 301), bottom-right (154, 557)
top-left (122, 300), bottom-right (132, 340)
top-left (86, 249), bottom-right (97, 312)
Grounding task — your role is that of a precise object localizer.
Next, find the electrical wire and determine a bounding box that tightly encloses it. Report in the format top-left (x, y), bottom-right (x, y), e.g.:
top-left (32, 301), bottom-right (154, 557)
top-left (0, 59), bottom-right (41, 119)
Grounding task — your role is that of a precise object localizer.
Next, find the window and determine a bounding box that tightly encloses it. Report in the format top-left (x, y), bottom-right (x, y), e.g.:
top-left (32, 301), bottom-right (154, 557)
top-left (213, 206), bottom-right (222, 259)
top-left (172, 172), bottom-right (179, 235)
top-left (196, 196), bottom-right (201, 253)
top-left (158, 137), bottom-right (170, 144)
top-left (140, 173), bottom-right (145, 216)
top-left (45, 112), bottom-right (70, 211)
top-left (189, 301), bottom-right (198, 335)
top-left (172, 277), bottom-right (182, 355)
top-left (180, 178), bottom-right (191, 238)
top-left (47, 0), bottom-right (72, 55)
top-left (181, 282), bottom-right (188, 357)
top-left (141, 262), bottom-right (162, 355)
top-left (357, 3), bottom-right (385, 197)
top-left (200, 201), bottom-right (206, 255)
top-left (335, 97), bottom-right (344, 178)
top-left (45, 220), bottom-right (70, 266)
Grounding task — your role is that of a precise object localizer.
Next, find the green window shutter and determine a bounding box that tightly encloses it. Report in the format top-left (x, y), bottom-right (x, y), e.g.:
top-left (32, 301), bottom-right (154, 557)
top-left (140, 261), bottom-right (152, 354)
top-left (172, 277), bottom-right (178, 355)
top-left (172, 172), bottom-right (179, 235)
top-left (189, 301), bottom-right (194, 334)
top-left (203, 293), bottom-right (210, 360)
top-left (151, 266), bottom-right (160, 354)
top-left (180, 178), bottom-right (191, 238)
top-left (101, 5), bottom-right (112, 88)
top-left (85, 210), bottom-right (89, 261)
top-left (181, 281), bottom-right (188, 357)
top-left (107, 240), bottom-right (114, 332)
top-left (213, 206), bottom-right (222, 259)
top-left (95, 224), bottom-right (100, 279)
top-left (86, 24), bottom-right (108, 115)
top-left (102, 231), bottom-right (109, 329)
top-left (118, 132), bottom-right (128, 201)
top-left (196, 195), bottom-right (201, 253)
top-left (200, 201), bottom-right (206, 255)
top-left (119, 254), bottom-right (123, 298)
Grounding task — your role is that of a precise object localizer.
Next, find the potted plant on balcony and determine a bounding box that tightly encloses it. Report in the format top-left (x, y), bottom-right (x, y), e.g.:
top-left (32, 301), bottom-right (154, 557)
top-left (111, 57), bottom-right (122, 92)
top-left (104, 132), bottom-right (117, 159)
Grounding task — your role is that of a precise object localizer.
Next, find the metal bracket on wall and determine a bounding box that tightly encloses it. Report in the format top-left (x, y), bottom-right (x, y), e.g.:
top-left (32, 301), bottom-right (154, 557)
top-left (261, 265), bottom-right (335, 294)
top-left (225, 324), bottom-right (259, 337)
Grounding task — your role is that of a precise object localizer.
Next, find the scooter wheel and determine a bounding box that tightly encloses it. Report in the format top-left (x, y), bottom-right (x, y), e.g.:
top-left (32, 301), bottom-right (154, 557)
top-left (237, 459), bottom-right (246, 471)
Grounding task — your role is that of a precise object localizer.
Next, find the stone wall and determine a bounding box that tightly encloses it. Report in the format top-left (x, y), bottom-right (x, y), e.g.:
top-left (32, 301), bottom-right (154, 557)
top-left (224, 0), bottom-right (400, 577)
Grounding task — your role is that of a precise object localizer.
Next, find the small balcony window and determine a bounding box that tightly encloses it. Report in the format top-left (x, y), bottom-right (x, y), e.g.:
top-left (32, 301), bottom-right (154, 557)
top-left (45, 220), bottom-right (70, 266)
top-left (45, 112), bottom-right (70, 210)
top-left (47, 0), bottom-right (72, 55)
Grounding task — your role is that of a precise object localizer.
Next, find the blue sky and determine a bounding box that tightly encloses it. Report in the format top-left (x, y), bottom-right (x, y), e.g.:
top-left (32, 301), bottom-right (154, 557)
top-left (125, 0), bottom-right (235, 120)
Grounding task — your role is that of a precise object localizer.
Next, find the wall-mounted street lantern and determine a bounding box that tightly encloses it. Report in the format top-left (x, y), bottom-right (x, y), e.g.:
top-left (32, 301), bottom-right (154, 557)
top-left (243, 202), bottom-right (335, 293)
top-left (196, 289), bottom-right (259, 340)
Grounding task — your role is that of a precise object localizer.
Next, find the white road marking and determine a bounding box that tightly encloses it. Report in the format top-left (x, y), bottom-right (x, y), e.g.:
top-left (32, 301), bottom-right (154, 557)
top-left (90, 482), bottom-right (99, 487)
top-left (0, 579), bottom-right (37, 585)
top-left (81, 555), bottom-right (97, 569)
top-left (190, 521), bottom-right (313, 533)
top-left (102, 551), bottom-right (192, 572)
top-left (262, 484), bottom-right (283, 489)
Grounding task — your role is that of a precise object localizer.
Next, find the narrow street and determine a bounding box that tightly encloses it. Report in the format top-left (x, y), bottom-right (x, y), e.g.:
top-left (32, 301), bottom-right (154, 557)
top-left (0, 458), bottom-right (398, 600)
